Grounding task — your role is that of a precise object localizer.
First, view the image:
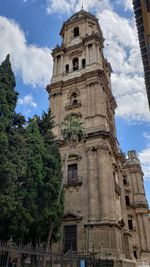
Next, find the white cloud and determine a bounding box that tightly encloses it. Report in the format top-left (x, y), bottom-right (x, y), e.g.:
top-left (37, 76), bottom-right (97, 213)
top-left (122, 0), bottom-right (133, 11)
top-left (98, 10), bottom-right (137, 49)
top-left (18, 94), bottom-right (37, 107)
top-left (96, 9), bottom-right (150, 122)
top-left (46, 0), bottom-right (111, 14)
top-left (143, 132), bottom-right (150, 141)
top-left (139, 147), bottom-right (150, 181)
top-left (0, 16), bottom-right (52, 87)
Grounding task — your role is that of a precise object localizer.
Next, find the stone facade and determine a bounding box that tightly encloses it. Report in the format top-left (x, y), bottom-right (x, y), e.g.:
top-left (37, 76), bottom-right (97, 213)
top-left (46, 10), bottom-right (150, 266)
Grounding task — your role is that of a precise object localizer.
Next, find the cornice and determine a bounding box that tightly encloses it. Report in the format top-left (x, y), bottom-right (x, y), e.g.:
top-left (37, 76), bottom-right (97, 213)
top-left (84, 221), bottom-right (122, 230)
top-left (52, 33), bottom-right (103, 56)
top-left (47, 69), bottom-right (109, 93)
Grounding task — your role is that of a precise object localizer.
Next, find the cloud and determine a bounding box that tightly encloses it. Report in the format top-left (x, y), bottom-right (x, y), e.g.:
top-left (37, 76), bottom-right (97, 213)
top-left (122, 0), bottom-right (133, 11)
top-left (46, 0), bottom-right (111, 14)
top-left (96, 9), bottom-right (150, 122)
top-left (18, 94), bottom-right (37, 107)
top-left (46, 1), bottom-right (150, 122)
top-left (143, 132), bottom-right (150, 141)
top-left (139, 147), bottom-right (150, 181)
top-left (0, 16), bottom-right (52, 87)
top-left (0, 2), bottom-right (149, 122)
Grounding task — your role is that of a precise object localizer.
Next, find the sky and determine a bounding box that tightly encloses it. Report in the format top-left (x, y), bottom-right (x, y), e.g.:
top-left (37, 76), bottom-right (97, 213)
top-left (0, 0), bottom-right (150, 204)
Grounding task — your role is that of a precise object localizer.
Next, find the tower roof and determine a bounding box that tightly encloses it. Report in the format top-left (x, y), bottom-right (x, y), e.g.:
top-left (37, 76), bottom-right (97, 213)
top-left (60, 9), bottom-right (98, 36)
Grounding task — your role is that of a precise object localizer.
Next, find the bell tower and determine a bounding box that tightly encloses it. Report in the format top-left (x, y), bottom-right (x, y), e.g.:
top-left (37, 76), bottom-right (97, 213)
top-left (47, 10), bottom-right (136, 266)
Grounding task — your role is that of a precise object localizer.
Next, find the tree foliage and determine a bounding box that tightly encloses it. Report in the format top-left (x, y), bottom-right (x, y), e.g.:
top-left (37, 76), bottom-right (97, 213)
top-left (61, 116), bottom-right (85, 147)
top-left (0, 55), bottom-right (63, 245)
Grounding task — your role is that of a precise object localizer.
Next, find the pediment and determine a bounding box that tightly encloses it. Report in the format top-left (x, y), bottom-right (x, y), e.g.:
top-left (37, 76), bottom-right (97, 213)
top-left (63, 212), bottom-right (82, 221)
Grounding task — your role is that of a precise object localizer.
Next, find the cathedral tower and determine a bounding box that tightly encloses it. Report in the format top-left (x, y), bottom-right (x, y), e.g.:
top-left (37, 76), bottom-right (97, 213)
top-left (47, 10), bottom-right (138, 266)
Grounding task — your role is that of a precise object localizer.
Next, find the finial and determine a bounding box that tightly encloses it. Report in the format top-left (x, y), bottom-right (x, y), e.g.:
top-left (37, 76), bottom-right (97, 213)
top-left (82, 2), bottom-right (83, 10)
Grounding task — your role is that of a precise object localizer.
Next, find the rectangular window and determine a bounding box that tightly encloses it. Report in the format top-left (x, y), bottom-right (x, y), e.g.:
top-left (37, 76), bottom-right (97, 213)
top-left (145, 0), bottom-right (150, 12)
top-left (68, 164), bottom-right (77, 184)
top-left (64, 225), bottom-right (77, 253)
top-left (128, 219), bottom-right (133, 230)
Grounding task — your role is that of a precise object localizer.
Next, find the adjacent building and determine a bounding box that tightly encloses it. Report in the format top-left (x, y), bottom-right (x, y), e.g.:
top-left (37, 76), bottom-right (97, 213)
top-left (46, 9), bottom-right (150, 266)
top-left (133, 0), bottom-right (150, 107)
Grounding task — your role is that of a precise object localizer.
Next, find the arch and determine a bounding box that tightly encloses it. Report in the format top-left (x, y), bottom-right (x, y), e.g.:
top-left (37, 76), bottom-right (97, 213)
top-left (65, 64), bottom-right (69, 73)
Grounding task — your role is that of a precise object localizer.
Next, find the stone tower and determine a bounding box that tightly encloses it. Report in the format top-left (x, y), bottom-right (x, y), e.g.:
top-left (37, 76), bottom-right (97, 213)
top-left (123, 151), bottom-right (150, 263)
top-left (46, 10), bottom-right (149, 266)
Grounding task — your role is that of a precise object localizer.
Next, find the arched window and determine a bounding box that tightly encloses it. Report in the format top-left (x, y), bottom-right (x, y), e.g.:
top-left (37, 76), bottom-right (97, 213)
top-left (125, 196), bottom-right (130, 206)
top-left (73, 58), bottom-right (79, 71)
top-left (82, 58), bottom-right (86, 68)
top-left (65, 64), bottom-right (69, 73)
top-left (74, 27), bottom-right (79, 37)
top-left (71, 92), bottom-right (78, 106)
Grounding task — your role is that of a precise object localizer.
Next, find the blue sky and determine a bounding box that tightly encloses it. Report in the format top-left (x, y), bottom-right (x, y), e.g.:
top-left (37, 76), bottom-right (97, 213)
top-left (0, 0), bottom-right (150, 204)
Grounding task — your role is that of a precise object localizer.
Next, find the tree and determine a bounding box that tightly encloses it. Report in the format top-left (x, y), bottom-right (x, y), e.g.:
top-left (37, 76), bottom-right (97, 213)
top-left (36, 112), bottom-right (63, 267)
top-left (59, 115), bottom-right (85, 202)
top-left (0, 56), bottom-right (63, 248)
top-left (0, 55), bottom-right (21, 240)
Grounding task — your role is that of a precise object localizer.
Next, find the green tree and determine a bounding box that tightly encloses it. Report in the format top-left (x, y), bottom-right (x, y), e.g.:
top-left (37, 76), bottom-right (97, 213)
top-left (37, 111), bottom-right (63, 242)
top-left (0, 55), bottom-right (20, 240)
top-left (0, 56), bottom-right (63, 248)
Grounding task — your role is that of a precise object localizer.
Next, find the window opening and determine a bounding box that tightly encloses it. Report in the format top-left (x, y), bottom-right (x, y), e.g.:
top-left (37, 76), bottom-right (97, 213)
top-left (128, 219), bottom-right (133, 230)
top-left (73, 99), bottom-right (78, 106)
top-left (74, 27), bottom-right (79, 37)
top-left (68, 164), bottom-right (77, 184)
top-left (65, 64), bottom-right (69, 73)
top-left (145, 0), bottom-right (150, 12)
top-left (123, 178), bottom-right (127, 185)
top-left (73, 58), bottom-right (79, 71)
top-left (125, 196), bottom-right (130, 206)
top-left (64, 225), bottom-right (77, 253)
top-left (133, 250), bottom-right (137, 259)
top-left (82, 58), bottom-right (86, 68)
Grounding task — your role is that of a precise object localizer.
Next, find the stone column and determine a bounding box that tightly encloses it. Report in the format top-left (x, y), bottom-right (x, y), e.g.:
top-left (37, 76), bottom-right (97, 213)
top-left (96, 45), bottom-right (101, 66)
top-left (137, 173), bottom-right (144, 193)
top-left (60, 55), bottom-right (63, 74)
top-left (93, 43), bottom-right (97, 63)
top-left (97, 146), bottom-right (116, 221)
top-left (79, 57), bottom-right (82, 70)
top-left (54, 57), bottom-right (57, 76)
top-left (86, 45), bottom-right (89, 65)
top-left (91, 84), bottom-right (95, 117)
top-left (137, 214), bottom-right (147, 251)
top-left (52, 59), bottom-right (55, 76)
top-left (87, 148), bottom-right (97, 221)
top-left (86, 85), bottom-right (91, 117)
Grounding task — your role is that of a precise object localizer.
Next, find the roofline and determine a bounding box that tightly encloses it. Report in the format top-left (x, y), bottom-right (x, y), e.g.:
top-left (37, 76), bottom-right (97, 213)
top-left (59, 10), bottom-right (99, 36)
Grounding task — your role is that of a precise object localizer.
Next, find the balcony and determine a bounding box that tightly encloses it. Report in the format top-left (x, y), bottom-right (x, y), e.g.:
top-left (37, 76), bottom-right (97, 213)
top-left (130, 200), bottom-right (148, 209)
top-left (65, 176), bottom-right (83, 187)
top-left (65, 100), bottom-right (81, 110)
